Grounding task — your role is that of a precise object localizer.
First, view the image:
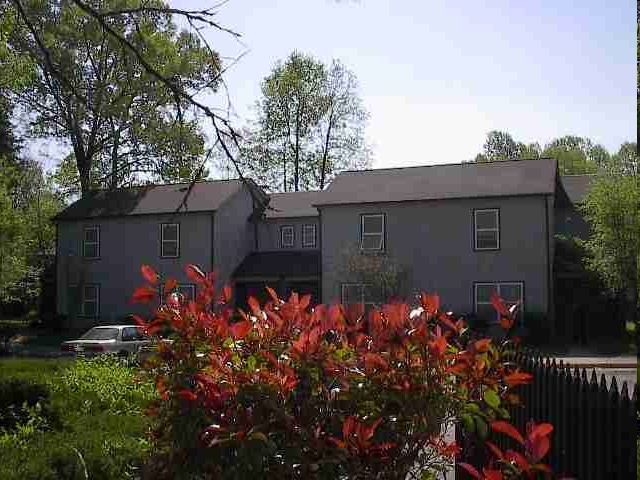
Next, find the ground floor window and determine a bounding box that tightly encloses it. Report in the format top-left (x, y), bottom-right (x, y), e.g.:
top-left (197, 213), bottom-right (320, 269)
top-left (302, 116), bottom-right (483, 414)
top-left (474, 281), bottom-right (523, 324)
top-left (341, 283), bottom-right (378, 309)
top-left (160, 283), bottom-right (196, 304)
top-left (69, 284), bottom-right (100, 317)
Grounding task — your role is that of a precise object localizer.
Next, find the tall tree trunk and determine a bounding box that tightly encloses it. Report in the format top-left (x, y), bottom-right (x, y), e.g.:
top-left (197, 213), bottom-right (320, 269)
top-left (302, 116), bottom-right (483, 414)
top-left (109, 122), bottom-right (120, 190)
top-left (282, 138), bottom-right (288, 192)
top-left (294, 106), bottom-right (300, 192)
top-left (319, 108), bottom-right (334, 190)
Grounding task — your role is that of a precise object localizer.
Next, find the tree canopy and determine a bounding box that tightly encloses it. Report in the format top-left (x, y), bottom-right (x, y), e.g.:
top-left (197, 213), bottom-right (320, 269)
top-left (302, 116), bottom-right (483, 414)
top-left (0, 99), bottom-right (62, 303)
top-left (3, 0), bottom-right (220, 197)
top-left (580, 143), bottom-right (639, 316)
top-left (474, 130), bottom-right (611, 175)
top-left (216, 52), bottom-right (371, 192)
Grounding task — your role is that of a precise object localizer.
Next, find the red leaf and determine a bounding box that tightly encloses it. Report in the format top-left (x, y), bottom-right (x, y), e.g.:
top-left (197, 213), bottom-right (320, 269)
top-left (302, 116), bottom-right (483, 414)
top-left (364, 353), bottom-right (388, 372)
top-left (141, 265), bottom-right (158, 285)
top-left (361, 418), bottom-right (381, 441)
top-left (420, 292), bottom-right (440, 315)
top-left (163, 278), bottom-right (177, 294)
top-left (177, 389), bottom-right (198, 402)
top-left (504, 371), bottom-right (533, 387)
top-left (485, 441), bottom-right (504, 460)
top-left (529, 436), bottom-right (551, 462)
top-left (490, 291), bottom-right (509, 317)
top-left (186, 264), bottom-right (206, 284)
top-left (247, 296), bottom-right (261, 317)
top-left (299, 293), bottom-right (311, 311)
top-left (491, 421), bottom-right (525, 445)
top-left (131, 286), bottom-right (157, 304)
top-left (529, 422), bottom-right (553, 439)
top-left (342, 416), bottom-right (356, 440)
top-left (458, 463), bottom-right (482, 479)
top-left (221, 285), bottom-right (232, 304)
top-left (230, 320), bottom-right (252, 340)
top-left (482, 469), bottom-right (503, 480)
top-left (265, 286), bottom-right (280, 303)
top-left (474, 338), bottom-right (492, 353)
top-left (499, 316), bottom-right (514, 330)
top-left (505, 449), bottom-right (529, 469)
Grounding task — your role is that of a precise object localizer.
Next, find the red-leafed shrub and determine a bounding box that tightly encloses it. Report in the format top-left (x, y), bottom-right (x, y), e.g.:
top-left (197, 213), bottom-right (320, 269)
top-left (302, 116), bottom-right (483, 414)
top-left (133, 265), bottom-right (556, 480)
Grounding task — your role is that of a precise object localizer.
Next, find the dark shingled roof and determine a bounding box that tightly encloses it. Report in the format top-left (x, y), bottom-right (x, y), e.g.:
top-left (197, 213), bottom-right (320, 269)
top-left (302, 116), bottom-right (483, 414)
top-left (559, 175), bottom-right (595, 204)
top-left (233, 251), bottom-right (320, 279)
top-left (313, 158), bottom-right (558, 206)
top-left (54, 180), bottom-right (244, 220)
top-left (265, 191), bottom-right (320, 218)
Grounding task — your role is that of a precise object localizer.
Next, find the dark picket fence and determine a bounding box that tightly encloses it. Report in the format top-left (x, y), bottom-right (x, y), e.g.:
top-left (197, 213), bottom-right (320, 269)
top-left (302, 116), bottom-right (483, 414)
top-left (457, 350), bottom-right (637, 479)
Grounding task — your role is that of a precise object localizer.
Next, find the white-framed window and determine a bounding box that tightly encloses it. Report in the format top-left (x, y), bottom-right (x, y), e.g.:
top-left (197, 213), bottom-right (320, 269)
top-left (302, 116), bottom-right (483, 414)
top-left (280, 225), bottom-right (294, 248)
top-left (160, 223), bottom-right (180, 258)
top-left (360, 214), bottom-right (385, 251)
top-left (341, 283), bottom-right (377, 309)
top-left (474, 282), bottom-right (523, 324)
top-left (69, 284), bottom-right (100, 317)
top-left (177, 284), bottom-right (196, 301)
top-left (83, 226), bottom-right (100, 259)
top-left (302, 224), bottom-right (317, 248)
top-left (474, 209), bottom-right (500, 250)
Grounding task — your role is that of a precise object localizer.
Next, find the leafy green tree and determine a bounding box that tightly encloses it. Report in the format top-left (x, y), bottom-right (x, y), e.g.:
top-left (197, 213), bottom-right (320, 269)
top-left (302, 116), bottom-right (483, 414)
top-left (581, 145), bottom-right (639, 322)
top-left (4, 0), bottom-right (219, 196)
top-left (474, 131), bottom-right (610, 175)
top-left (474, 131), bottom-right (541, 163)
top-left (219, 52), bottom-right (371, 192)
top-left (311, 59), bottom-right (370, 190)
top-left (542, 136), bottom-right (609, 175)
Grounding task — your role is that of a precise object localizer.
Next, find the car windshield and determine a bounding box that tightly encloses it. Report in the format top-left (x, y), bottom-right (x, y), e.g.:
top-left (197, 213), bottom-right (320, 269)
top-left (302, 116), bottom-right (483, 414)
top-left (79, 327), bottom-right (119, 341)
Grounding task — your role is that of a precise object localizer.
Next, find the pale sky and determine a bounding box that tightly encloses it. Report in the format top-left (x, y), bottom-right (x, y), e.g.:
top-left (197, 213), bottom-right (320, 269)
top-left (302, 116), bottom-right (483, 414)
top-left (29, 0), bottom-right (637, 173)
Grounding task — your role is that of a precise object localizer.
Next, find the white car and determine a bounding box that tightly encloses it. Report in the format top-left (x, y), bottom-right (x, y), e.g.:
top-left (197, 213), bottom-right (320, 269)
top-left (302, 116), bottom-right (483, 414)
top-left (61, 325), bottom-right (151, 357)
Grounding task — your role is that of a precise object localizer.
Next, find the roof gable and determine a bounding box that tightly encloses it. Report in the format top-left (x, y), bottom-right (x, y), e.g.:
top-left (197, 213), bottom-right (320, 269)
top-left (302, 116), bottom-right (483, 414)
top-left (559, 175), bottom-right (595, 204)
top-left (314, 158), bottom-right (558, 206)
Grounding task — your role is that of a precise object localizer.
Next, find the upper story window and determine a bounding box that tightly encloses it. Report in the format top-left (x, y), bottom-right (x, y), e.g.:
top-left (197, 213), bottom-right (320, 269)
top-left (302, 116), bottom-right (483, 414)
top-left (83, 226), bottom-right (100, 259)
top-left (360, 214), bottom-right (385, 251)
top-left (302, 224), bottom-right (317, 248)
top-left (474, 282), bottom-right (523, 324)
top-left (160, 223), bottom-right (180, 258)
top-left (280, 225), bottom-right (294, 248)
top-left (474, 208), bottom-right (500, 250)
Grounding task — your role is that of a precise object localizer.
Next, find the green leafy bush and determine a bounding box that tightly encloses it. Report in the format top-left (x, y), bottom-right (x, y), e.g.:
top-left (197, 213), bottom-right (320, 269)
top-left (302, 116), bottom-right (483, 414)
top-left (0, 356), bottom-right (154, 480)
top-left (0, 411), bottom-right (149, 480)
top-left (53, 354), bottom-right (154, 415)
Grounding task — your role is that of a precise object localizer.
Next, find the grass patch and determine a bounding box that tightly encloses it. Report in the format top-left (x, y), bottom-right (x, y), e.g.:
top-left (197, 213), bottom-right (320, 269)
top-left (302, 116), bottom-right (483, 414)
top-left (0, 355), bottom-right (154, 480)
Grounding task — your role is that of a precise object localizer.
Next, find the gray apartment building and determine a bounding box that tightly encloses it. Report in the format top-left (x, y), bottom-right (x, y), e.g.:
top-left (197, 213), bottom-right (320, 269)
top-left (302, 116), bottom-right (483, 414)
top-left (53, 158), bottom-right (590, 334)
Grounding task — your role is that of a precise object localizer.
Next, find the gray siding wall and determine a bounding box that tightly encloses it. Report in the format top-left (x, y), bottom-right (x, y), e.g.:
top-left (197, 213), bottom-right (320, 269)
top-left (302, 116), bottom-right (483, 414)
top-left (257, 218), bottom-right (319, 251)
top-left (213, 185), bottom-right (255, 286)
top-left (56, 212), bottom-right (213, 328)
top-left (320, 195), bottom-right (551, 317)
